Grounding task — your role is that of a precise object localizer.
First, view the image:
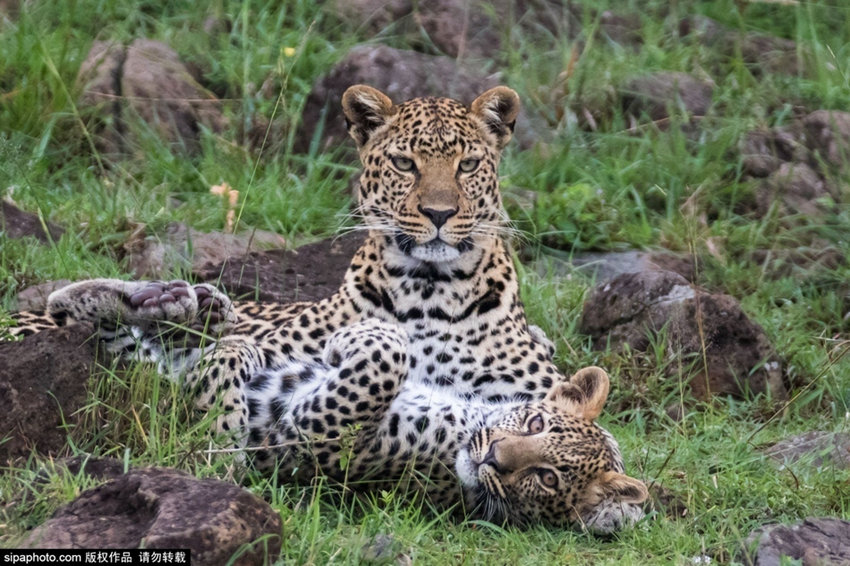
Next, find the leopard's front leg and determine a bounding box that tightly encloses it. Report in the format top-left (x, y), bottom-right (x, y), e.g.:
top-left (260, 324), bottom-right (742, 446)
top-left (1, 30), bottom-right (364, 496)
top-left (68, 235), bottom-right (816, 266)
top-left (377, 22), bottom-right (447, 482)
top-left (44, 278), bottom-right (237, 362)
top-left (244, 318), bottom-right (409, 480)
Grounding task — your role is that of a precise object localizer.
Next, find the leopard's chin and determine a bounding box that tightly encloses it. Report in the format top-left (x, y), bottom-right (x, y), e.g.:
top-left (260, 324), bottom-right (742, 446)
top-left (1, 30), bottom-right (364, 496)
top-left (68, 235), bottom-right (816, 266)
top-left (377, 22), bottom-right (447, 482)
top-left (395, 234), bottom-right (474, 264)
top-left (409, 240), bottom-right (461, 262)
top-left (454, 446), bottom-right (478, 488)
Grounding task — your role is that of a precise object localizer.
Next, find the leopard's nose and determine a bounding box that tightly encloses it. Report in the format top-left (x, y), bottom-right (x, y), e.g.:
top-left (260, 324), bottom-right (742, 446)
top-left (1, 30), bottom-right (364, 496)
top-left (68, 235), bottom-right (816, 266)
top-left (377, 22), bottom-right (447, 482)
top-left (478, 438), bottom-right (506, 473)
top-left (418, 205), bottom-right (457, 229)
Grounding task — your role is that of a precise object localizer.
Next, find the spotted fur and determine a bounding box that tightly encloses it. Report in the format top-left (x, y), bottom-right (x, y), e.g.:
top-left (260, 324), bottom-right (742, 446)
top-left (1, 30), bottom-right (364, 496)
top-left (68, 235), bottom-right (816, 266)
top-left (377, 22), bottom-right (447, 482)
top-left (8, 86), bottom-right (647, 532)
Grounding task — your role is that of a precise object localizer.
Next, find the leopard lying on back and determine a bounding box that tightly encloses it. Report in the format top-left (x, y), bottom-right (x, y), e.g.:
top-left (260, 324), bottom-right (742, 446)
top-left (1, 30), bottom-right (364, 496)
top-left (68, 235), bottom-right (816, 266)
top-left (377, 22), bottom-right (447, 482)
top-left (10, 85), bottom-right (647, 532)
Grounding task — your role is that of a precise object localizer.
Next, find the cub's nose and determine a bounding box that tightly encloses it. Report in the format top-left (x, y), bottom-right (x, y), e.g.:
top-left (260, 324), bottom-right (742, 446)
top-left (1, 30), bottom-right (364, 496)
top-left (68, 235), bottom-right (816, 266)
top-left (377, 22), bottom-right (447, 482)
top-left (418, 205), bottom-right (458, 229)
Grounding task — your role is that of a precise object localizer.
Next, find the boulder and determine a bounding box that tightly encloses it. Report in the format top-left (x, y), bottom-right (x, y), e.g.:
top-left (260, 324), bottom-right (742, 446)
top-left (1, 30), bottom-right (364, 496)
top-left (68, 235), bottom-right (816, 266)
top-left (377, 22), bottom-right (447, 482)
top-left (295, 44), bottom-right (541, 154)
top-left (741, 518), bottom-right (850, 566)
top-left (15, 280), bottom-right (72, 312)
top-left (579, 270), bottom-right (786, 401)
top-left (329, 0), bottom-right (575, 60)
top-left (532, 250), bottom-right (695, 285)
top-left (621, 72), bottom-right (714, 123)
top-left (764, 431), bottom-right (850, 470)
top-left (0, 325), bottom-right (96, 462)
top-left (2, 200), bottom-right (65, 243)
top-left (24, 467), bottom-right (282, 565)
top-left (801, 110), bottom-right (850, 170)
top-left (77, 39), bottom-right (225, 157)
top-left (680, 15), bottom-right (803, 77)
top-left (122, 222), bottom-right (286, 279)
top-left (755, 162), bottom-right (836, 220)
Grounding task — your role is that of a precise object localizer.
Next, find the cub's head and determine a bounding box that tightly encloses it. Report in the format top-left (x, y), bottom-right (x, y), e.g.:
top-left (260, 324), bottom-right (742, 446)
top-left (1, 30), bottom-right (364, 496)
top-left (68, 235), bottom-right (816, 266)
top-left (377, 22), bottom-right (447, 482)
top-left (455, 367), bottom-right (648, 533)
top-left (341, 85), bottom-right (519, 264)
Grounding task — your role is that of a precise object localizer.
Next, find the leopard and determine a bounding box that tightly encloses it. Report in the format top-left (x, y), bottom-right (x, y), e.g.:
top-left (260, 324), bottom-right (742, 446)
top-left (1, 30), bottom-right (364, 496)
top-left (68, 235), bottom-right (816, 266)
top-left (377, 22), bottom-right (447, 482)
top-left (8, 85), bottom-right (648, 533)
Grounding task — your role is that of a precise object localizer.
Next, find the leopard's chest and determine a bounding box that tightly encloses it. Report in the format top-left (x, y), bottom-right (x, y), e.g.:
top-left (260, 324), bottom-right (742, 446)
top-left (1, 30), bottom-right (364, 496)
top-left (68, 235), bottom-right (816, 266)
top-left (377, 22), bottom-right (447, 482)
top-left (398, 312), bottom-right (541, 400)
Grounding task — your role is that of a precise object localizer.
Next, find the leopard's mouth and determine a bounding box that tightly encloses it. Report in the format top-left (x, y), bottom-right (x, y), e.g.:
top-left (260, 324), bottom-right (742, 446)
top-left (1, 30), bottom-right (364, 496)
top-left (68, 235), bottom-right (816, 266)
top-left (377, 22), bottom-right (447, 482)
top-left (394, 234), bottom-right (473, 263)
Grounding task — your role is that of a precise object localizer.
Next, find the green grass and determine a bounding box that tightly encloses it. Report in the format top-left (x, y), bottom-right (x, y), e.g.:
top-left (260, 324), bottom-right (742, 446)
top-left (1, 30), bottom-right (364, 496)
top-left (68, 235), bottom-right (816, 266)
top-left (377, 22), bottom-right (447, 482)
top-left (2, 0), bottom-right (850, 563)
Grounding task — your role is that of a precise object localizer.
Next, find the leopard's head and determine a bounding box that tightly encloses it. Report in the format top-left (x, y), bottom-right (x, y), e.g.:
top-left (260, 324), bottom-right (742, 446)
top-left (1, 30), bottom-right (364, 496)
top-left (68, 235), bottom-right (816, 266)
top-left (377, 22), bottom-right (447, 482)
top-left (455, 367), bottom-right (648, 533)
top-left (342, 85), bottom-right (519, 264)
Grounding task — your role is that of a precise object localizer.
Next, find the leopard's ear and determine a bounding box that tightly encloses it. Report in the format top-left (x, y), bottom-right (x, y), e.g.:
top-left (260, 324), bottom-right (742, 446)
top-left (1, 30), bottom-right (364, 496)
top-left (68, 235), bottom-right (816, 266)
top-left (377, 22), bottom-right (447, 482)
top-left (545, 366), bottom-right (610, 420)
top-left (342, 85), bottom-right (396, 148)
top-left (469, 86), bottom-right (520, 149)
top-left (591, 471), bottom-right (648, 505)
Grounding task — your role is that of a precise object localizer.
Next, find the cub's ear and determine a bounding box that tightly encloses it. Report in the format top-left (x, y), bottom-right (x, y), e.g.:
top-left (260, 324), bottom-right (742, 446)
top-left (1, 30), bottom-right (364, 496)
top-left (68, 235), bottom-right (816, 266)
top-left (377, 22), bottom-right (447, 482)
top-left (593, 471), bottom-right (649, 505)
top-left (545, 366), bottom-right (610, 420)
top-left (469, 86), bottom-right (520, 149)
top-left (341, 85), bottom-right (396, 148)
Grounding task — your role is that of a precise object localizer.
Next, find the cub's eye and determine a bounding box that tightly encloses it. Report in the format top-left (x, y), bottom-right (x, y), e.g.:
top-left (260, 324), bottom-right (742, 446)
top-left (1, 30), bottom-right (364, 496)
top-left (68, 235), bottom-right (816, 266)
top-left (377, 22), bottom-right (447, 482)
top-left (539, 469), bottom-right (558, 488)
top-left (527, 414), bottom-right (544, 434)
top-left (391, 156), bottom-right (415, 172)
top-left (458, 158), bottom-right (480, 173)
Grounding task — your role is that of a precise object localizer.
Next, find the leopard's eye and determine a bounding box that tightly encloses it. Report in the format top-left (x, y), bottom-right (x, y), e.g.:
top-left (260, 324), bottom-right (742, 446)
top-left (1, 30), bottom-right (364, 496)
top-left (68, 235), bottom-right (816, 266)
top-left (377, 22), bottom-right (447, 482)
top-left (458, 158), bottom-right (480, 173)
top-left (527, 414), bottom-right (544, 434)
top-left (391, 156), bottom-right (415, 172)
top-left (539, 469), bottom-right (558, 488)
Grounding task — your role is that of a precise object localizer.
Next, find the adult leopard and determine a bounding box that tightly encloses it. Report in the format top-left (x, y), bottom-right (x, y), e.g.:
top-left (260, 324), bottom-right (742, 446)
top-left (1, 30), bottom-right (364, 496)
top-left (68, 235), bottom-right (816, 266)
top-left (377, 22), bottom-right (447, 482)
top-left (9, 85), bottom-right (647, 532)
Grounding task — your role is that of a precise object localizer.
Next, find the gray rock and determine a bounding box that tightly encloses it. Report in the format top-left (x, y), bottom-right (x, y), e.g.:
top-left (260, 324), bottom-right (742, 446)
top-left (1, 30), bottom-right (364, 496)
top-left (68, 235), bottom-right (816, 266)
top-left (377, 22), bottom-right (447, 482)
top-left (740, 128), bottom-right (805, 178)
top-left (579, 270), bottom-right (786, 401)
top-left (2, 200), bottom-right (65, 244)
top-left (802, 110), bottom-right (850, 170)
top-left (742, 518), bottom-right (850, 566)
top-left (533, 250), bottom-right (695, 284)
top-left (621, 72), bottom-right (714, 122)
top-left (764, 431), bottom-right (850, 470)
top-left (77, 39), bottom-right (225, 157)
top-left (680, 15), bottom-right (803, 77)
top-left (24, 467), bottom-right (282, 565)
top-left (756, 162), bottom-right (836, 220)
top-left (295, 44), bottom-right (541, 154)
top-left (15, 280), bottom-right (72, 312)
top-left (0, 325), bottom-right (96, 462)
top-left (122, 221), bottom-right (286, 279)
top-left (328, 0), bottom-right (575, 60)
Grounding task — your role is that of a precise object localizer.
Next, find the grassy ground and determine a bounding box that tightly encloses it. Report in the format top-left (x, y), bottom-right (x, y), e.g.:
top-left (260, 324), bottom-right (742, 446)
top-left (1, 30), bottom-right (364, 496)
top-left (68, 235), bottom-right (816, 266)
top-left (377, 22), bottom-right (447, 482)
top-left (1, 0), bottom-right (849, 563)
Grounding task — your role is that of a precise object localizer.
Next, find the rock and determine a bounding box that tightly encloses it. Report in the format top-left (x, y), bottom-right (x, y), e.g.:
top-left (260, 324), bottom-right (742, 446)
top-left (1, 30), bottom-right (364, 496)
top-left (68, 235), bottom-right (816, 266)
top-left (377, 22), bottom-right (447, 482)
top-left (764, 431), bottom-right (850, 470)
top-left (0, 325), bottom-right (97, 462)
top-left (2, 200), bottom-right (65, 243)
top-left (15, 280), bottom-right (72, 312)
top-left (531, 250), bottom-right (695, 284)
top-left (77, 39), bottom-right (225, 157)
top-left (680, 15), bottom-right (803, 77)
top-left (329, 0), bottom-right (574, 60)
top-left (295, 44), bottom-right (541, 154)
top-left (755, 162), bottom-right (836, 220)
top-left (801, 110), bottom-right (850, 170)
top-left (742, 518), bottom-right (850, 566)
top-left (196, 232), bottom-right (364, 303)
top-left (598, 10), bottom-right (644, 48)
top-left (579, 270), bottom-right (786, 401)
top-left (122, 221), bottom-right (286, 279)
top-left (740, 128), bottom-right (805, 178)
top-left (0, 0), bottom-right (19, 20)
top-left (23, 467), bottom-right (282, 565)
top-left (621, 72), bottom-right (714, 123)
